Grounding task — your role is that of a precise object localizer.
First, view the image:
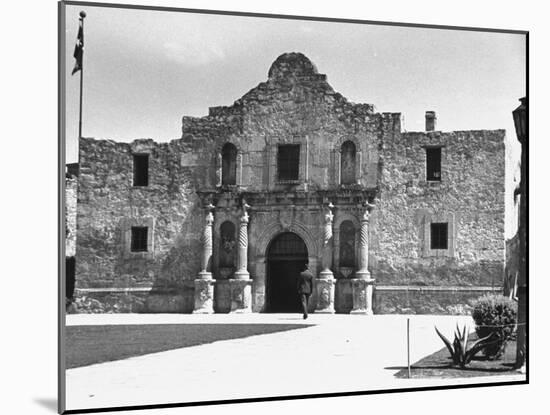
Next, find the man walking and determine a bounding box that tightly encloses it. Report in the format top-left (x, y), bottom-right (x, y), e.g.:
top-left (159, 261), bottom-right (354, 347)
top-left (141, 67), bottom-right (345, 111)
top-left (297, 263), bottom-right (314, 319)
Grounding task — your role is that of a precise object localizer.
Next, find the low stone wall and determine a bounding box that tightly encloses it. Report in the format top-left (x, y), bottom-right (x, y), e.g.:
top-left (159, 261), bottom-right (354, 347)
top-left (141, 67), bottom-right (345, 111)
top-left (69, 291), bottom-right (149, 314)
top-left (373, 286), bottom-right (502, 315)
top-left (69, 286), bottom-right (195, 314)
top-left (65, 176), bottom-right (77, 257)
top-left (70, 283), bottom-right (500, 315)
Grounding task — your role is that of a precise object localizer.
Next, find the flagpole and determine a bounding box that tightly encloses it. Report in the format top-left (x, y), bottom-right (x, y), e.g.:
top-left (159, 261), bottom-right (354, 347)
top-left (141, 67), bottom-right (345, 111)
top-left (78, 11), bottom-right (86, 139)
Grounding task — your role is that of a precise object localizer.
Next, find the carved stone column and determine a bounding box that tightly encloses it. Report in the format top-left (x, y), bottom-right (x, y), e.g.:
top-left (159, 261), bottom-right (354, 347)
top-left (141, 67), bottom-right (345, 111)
top-left (320, 203), bottom-right (334, 279)
top-left (216, 153), bottom-right (222, 187)
top-left (234, 202), bottom-right (250, 280)
top-left (356, 203), bottom-right (372, 279)
top-left (351, 202), bottom-right (376, 314)
top-left (336, 151), bottom-right (341, 185)
top-left (237, 152), bottom-right (243, 186)
top-left (231, 202), bottom-right (252, 313)
top-left (316, 203), bottom-right (335, 314)
top-left (194, 204), bottom-right (215, 314)
top-left (356, 151), bottom-right (362, 185)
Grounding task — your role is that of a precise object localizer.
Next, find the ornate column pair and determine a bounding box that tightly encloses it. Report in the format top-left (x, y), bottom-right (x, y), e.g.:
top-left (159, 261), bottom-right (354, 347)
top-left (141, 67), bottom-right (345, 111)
top-left (192, 202), bottom-right (252, 314)
top-left (351, 202), bottom-right (375, 314)
top-left (316, 203), bottom-right (335, 313)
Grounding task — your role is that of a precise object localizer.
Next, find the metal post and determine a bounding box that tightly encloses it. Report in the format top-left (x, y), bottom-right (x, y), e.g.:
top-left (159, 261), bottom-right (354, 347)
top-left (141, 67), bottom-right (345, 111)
top-left (407, 318), bottom-right (411, 379)
top-left (78, 11), bottom-right (85, 139)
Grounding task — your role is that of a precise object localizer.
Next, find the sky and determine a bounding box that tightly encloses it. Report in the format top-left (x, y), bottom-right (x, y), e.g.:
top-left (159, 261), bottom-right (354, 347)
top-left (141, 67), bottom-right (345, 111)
top-left (63, 4), bottom-right (526, 236)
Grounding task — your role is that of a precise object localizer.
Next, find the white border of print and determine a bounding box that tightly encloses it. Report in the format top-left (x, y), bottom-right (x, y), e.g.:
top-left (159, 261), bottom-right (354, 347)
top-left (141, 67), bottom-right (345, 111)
top-left (4, 0), bottom-right (544, 414)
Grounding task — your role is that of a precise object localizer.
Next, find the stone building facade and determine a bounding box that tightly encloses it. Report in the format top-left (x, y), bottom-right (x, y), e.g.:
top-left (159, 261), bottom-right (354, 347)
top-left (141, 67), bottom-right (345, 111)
top-left (65, 163), bottom-right (78, 303)
top-left (72, 52), bottom-right (505, 314)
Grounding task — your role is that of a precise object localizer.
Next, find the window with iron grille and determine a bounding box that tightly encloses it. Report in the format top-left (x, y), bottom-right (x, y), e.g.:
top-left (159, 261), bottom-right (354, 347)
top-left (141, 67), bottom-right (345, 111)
top-left (131, 226), bottom-right (148, 252)
top-left (430, 222), bottom-right (448, 250)
top-left (426, 147), bottom-right (441, 181)
top-left (277, 144), bottom-right (300, 181)
top-left (133, 154), bottom-right (149, 186)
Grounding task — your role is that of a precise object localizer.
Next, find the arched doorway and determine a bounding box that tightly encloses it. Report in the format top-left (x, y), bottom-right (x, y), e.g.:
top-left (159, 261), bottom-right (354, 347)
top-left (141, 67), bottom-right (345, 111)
top-left (266, 232), bottom-right (308, 312)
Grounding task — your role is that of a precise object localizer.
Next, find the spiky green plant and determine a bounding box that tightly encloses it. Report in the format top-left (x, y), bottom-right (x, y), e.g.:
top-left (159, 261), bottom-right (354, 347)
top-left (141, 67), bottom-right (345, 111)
top-left (434, 324), bottom-right (494, 368)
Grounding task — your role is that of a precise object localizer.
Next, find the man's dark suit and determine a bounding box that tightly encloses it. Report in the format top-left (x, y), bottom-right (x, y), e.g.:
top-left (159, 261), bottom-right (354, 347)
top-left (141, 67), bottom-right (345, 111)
top-left (297, 267), bottom-right (314, 318)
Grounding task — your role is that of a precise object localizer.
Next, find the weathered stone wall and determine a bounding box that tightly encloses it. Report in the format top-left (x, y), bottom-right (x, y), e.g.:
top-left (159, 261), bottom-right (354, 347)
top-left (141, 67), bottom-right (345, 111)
top-left (75, 137), bottom-right (202, 312)
top-left (180, 52), bottom-right (381, 192)
top-left (75, 53), bottom-right (388, 313)
top-left (373, 287), bottom-right (502, 315)
top-left (66, 175), bottom-right (78, 257)
top-left (176, 54), bottom-right (401, 313)
top-left (371, 129), bottom-right (506, 296)
top-left (73, 52), bottom-right (506, 314)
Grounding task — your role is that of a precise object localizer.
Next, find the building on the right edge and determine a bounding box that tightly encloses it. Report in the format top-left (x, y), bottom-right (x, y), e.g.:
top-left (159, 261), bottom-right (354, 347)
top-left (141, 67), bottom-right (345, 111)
top-left (510, 96), bottom-right (527, 369)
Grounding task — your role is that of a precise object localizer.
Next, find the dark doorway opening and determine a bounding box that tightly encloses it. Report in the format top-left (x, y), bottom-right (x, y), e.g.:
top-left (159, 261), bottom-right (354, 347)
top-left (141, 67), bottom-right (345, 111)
top-left (66, 256), bottom-right (76, 301)
top-left (266, 232), bottom-right (308, 313)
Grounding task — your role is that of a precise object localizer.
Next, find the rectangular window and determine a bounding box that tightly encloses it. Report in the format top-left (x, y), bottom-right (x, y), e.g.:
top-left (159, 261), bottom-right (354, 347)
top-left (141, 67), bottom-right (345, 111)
top-left (133, 154), bottom-right (149, 186)
top-left (277, 144), bottom-right (300, 181)
top-left (426, 147), bottom-right (441, 181)
top-left (131, 226), bottom-right (148, 252)
top-left (430, 223), bottom-right (448, 250)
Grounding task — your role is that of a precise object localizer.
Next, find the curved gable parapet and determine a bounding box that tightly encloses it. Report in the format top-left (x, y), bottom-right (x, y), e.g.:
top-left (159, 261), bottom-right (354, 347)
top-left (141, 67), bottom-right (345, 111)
top-left (267, 52), bottom-right (319, 79)
top-left (181, 52), bottom-right (376, 138)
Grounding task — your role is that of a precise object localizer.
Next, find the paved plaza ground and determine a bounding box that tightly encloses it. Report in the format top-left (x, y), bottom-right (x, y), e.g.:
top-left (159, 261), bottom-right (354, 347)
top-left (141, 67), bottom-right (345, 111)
top-left (64, 313), bottom-right (525, 411)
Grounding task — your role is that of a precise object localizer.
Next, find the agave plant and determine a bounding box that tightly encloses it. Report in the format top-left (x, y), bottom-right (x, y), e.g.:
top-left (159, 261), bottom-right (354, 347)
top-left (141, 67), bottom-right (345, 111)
top-left (434, 324), bottom-right (494, 368)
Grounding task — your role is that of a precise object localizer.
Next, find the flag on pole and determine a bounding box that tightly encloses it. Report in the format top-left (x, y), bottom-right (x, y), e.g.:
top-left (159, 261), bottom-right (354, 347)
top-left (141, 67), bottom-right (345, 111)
top-left (72, 19), bottom-right (84, 75)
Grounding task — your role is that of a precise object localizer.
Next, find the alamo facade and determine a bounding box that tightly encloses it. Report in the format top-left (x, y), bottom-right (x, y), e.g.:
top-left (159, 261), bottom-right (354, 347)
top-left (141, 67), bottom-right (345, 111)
top-left (67, 52), bottom-right (505, 315)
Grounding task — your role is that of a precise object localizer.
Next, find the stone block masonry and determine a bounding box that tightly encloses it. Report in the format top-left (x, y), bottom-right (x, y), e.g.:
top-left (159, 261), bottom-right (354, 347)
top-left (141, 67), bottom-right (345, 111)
top-left (72, 52), bottom-right (506, 314)
top-left (372, 129), bottom-right (505, 289)
top-left (66, 175), bottom-right (78, 258)
top-left (75, 137), bottom-right (203, 312)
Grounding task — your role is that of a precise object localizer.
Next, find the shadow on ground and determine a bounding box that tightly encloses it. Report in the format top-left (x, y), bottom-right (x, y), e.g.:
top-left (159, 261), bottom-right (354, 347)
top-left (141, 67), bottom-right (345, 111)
top-left (34, 398), bottom-right (57, 412)
top-left (389, 335), bottom-right (519, 378)
top-left (66, 324), bottom-right (313, 369)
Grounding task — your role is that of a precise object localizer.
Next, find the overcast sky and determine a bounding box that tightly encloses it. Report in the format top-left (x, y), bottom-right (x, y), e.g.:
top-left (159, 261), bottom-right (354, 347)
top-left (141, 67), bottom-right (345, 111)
top-left (63, 3), bottom-right (526, 235)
